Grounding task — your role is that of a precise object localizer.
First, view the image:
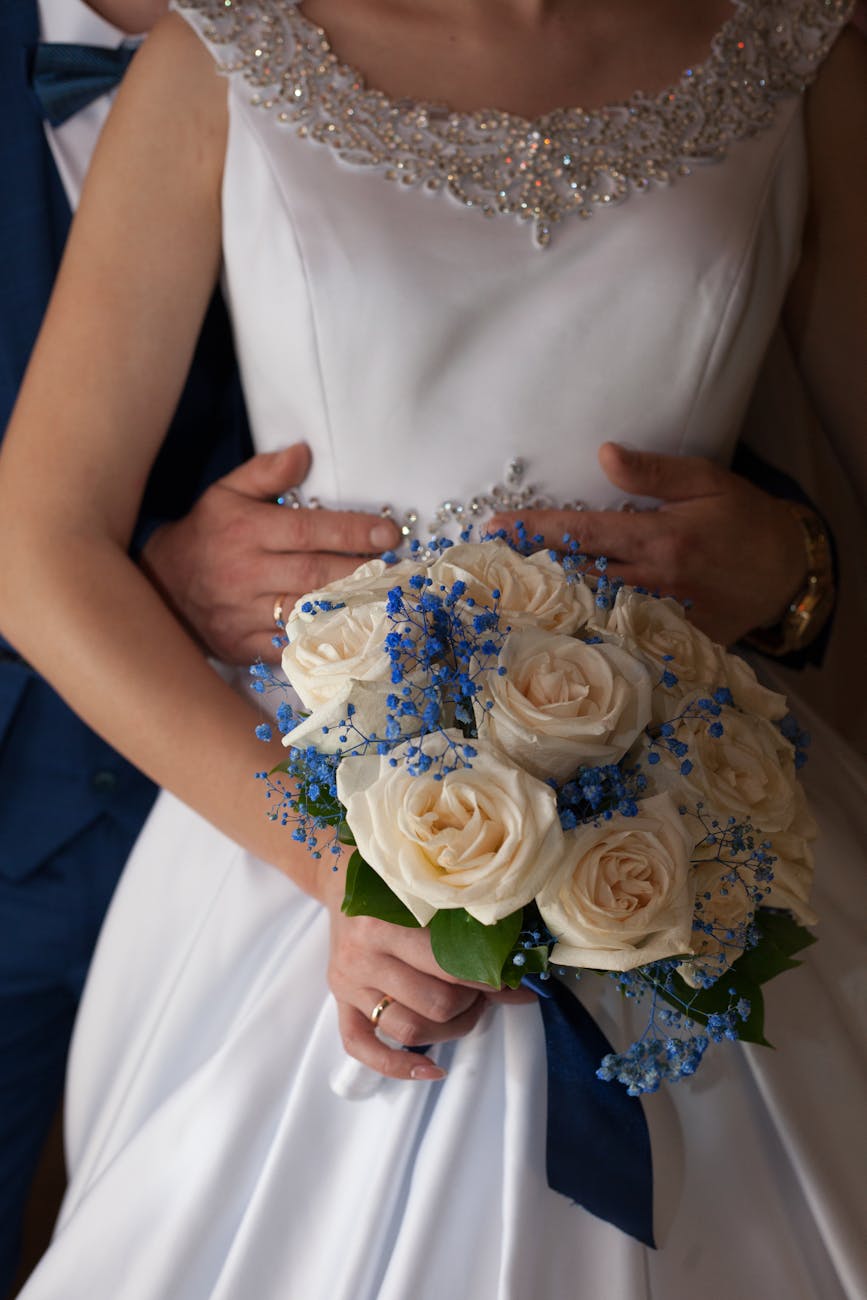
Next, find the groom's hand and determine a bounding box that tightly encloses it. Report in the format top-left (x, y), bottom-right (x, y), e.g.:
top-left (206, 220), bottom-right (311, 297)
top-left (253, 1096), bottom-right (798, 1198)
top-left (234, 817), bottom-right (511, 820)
top-left (141, 442), bottom-right (400, 664)
top-left (490, 443), bottom-right (807, 647)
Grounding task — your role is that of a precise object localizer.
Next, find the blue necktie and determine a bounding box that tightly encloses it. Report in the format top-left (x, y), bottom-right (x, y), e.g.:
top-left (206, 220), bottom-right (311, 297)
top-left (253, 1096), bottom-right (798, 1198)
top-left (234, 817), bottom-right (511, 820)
top-left (0, 5), bottom-right (71, 433)
top-left (30, 41), bottom-right (137, 127)
top-left (523, 973), bottom-right (656, 1247)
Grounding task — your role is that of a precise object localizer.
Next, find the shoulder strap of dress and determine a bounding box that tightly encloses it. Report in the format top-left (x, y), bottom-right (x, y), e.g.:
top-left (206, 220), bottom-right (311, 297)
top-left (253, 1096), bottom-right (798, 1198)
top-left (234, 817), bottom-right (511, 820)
top-left (758, 0), bottom-right (857, 81)
top-left (169, 0), bottom-right (302, 69)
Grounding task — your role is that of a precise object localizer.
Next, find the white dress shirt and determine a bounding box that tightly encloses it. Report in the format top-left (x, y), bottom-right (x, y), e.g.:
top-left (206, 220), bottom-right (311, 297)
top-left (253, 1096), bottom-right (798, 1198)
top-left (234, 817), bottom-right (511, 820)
top-left (37, 0), bottom-right (141, 209)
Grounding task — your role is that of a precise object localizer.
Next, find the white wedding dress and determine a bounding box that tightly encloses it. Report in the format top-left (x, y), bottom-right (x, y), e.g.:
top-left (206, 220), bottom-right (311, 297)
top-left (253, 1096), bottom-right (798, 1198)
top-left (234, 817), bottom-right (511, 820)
top-left (22, 2), bottom-right (867, 1296)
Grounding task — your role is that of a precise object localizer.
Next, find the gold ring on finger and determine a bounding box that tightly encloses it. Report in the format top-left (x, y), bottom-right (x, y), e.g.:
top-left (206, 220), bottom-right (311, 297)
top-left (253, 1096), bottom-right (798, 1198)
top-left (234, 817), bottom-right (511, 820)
top-left (273, 595), bottom-right (286, 626)
top-left (369, 995), bottom-right (394, 1027)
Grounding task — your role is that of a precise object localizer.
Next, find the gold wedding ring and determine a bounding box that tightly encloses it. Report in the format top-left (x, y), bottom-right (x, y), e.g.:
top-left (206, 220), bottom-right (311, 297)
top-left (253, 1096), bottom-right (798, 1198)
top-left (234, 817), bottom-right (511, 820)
top-left (369, 995), bottom-right (394, 1027)
top-left (272, 596), bottom-right (285, 626)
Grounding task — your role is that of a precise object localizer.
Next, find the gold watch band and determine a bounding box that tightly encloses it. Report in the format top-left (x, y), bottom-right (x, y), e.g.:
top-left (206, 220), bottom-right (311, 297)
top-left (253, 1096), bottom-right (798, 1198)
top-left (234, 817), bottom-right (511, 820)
top-left (744, 502), bottom-right (836, 658)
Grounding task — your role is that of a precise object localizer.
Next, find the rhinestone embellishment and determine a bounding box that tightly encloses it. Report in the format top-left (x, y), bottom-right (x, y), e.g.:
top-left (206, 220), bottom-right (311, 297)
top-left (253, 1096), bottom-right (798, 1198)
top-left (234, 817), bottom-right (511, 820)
top-left (279, 457), bottom-right (594, 554)
top-left (175, 0), bottom-right (852, 246)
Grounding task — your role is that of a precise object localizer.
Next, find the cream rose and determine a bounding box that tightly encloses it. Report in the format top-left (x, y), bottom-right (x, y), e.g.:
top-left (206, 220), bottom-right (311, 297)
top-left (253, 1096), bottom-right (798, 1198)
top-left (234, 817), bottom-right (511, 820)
top-left (597, 590), bottom-right (724, 722)
top-left (763, 783), bottom-right (817, 925)
top-left (431, 540), bottom-right (595, 635)
top-left (336, 730), bottom-right (568, 926)
top-left (720, 653), bottom-right (788, 723)
top-left (677, 860), bottom-right (755, 988)
top-left (283, 557), bottom-right (436, 737)
top-left (282, 679), bottom-right (422, 755)
top-left (596, 590), bottom-right (788, 726)
top-left (640, 698), bottom-right (799, 834)
top-left (281, 600), bottom-right (395, 712)
top-left (286, 557), bottom-right (423, 627)
top-left (538, 793), bottom-right (695, 970)
top-left (476, 626), bottom-right (652, 781)
top-left (281, 575), bottom-right (430, 752)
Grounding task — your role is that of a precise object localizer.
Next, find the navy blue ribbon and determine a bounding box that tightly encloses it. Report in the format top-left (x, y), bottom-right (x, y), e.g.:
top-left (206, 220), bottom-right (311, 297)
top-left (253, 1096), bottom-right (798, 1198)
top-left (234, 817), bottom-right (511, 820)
top-left (524, 972), bottom-right (656, 1248)
top-left (30, 42), bottom-right (136, 127)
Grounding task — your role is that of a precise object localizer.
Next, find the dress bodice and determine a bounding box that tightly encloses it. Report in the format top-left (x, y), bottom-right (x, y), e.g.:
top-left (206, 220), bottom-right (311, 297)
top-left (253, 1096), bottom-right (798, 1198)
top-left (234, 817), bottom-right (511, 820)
top-left (175, 0), bottom-right (851, 538)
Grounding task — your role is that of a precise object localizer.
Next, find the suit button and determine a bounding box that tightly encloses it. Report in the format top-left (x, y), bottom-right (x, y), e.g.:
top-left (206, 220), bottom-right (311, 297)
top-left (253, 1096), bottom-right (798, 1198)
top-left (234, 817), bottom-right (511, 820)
top-left (92, 769), bottom-right (118, 793)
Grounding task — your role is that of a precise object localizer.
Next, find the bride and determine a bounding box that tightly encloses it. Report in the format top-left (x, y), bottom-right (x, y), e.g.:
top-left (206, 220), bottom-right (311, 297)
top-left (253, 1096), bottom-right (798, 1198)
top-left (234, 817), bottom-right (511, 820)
top-left (0, 0), bottom-right (865, 1295)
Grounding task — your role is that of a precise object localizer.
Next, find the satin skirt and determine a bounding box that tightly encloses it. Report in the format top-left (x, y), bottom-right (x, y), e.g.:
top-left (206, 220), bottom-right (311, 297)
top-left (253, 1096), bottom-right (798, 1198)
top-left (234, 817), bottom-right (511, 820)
top-left (21, 696), bottom-right (867, 1300)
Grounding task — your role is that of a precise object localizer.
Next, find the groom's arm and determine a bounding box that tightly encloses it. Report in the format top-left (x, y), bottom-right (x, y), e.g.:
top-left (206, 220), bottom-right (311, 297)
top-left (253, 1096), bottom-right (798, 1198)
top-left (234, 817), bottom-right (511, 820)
top-left (139, 443), bottom-right (399, 666)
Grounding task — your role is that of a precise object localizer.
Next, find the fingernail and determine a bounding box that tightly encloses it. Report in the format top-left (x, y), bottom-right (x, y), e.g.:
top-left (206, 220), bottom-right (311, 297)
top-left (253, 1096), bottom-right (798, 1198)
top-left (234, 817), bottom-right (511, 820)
top-left (410, 1062), bottom-right (446, 1081)
top-left (370, 522), bottom-right (398, 550)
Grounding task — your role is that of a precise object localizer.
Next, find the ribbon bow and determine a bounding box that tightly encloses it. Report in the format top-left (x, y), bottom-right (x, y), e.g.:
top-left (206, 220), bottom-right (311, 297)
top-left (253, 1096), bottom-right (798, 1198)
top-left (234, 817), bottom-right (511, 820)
top-left (30, 42), bottom-right (137, 127)
top-left (523, 972), bottom-right (656, 1247)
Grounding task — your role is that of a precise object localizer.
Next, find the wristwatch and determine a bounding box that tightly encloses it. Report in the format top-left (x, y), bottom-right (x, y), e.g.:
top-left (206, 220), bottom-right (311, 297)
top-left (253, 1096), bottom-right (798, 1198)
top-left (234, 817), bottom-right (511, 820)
top-left (745, 502), bottom-right (836, 657)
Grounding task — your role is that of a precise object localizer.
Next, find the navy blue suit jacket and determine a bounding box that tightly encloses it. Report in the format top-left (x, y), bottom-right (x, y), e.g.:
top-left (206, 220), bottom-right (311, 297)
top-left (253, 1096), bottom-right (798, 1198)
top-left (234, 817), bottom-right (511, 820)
top-left (0, 1), bottom-right (252, 883)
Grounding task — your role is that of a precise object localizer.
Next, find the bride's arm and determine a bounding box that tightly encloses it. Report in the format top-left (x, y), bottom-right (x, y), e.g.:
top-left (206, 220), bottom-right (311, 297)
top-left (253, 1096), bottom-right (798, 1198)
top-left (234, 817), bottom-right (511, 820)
top-left (0, 17), bottom-right (306, 884)
top-left (0, 15), bottom-right (499, 1082)
top-left (783, 27), bottom-right (867, 513)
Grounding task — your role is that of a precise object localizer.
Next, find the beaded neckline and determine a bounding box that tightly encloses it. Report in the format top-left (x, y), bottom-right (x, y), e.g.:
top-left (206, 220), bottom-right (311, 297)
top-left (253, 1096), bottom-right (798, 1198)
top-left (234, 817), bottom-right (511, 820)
top-left (291, 0), bottom-right (743, 130)
top-left (176, 0), bottom-right (852, 246)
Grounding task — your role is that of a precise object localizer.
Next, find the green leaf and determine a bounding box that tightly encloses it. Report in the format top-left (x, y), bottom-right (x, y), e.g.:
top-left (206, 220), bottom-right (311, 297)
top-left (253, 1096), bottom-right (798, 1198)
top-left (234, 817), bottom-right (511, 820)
top-left (267, 760), bottom-right (344, 826)
top-left (653, 911), bottom-right (816, 1048)
top-left (727, 912), bottom-right (814, 999)
top-left (754, 910), bottom-right (816, 959)
top-left (341, 852), bottom-right (420, 928)
top-left (430, 908), bottom-right (523, 987)
top-left (337, 820), bottom-right (356, 847)
top-left (658, 968), bottom-right (770, 1047)
top-left (501, 944), bottom-right (550, 990)
top-left (300, 788), bottom-right (344, 825)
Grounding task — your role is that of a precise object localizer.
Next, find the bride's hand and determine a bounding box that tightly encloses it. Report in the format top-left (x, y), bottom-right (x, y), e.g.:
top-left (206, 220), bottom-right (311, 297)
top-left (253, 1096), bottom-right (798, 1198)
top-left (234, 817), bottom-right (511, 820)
top-left (490, 442), bottom-right (806, 647)
top-left (141, 442), bottom-right (400, 665)
top-left (322, 873), bottom-right (535, 1081)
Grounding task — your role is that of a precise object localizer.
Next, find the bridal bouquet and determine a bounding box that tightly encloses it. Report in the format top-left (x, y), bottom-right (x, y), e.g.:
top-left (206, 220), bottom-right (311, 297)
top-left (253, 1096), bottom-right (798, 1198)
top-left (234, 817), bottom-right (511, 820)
top-left (254, 534), bottom-right (815, 1095)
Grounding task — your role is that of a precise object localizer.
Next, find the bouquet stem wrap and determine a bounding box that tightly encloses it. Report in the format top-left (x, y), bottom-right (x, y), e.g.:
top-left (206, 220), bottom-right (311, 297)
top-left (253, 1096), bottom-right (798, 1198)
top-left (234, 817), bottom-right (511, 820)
top-left (525, 972), bottom-right (655, 1247)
